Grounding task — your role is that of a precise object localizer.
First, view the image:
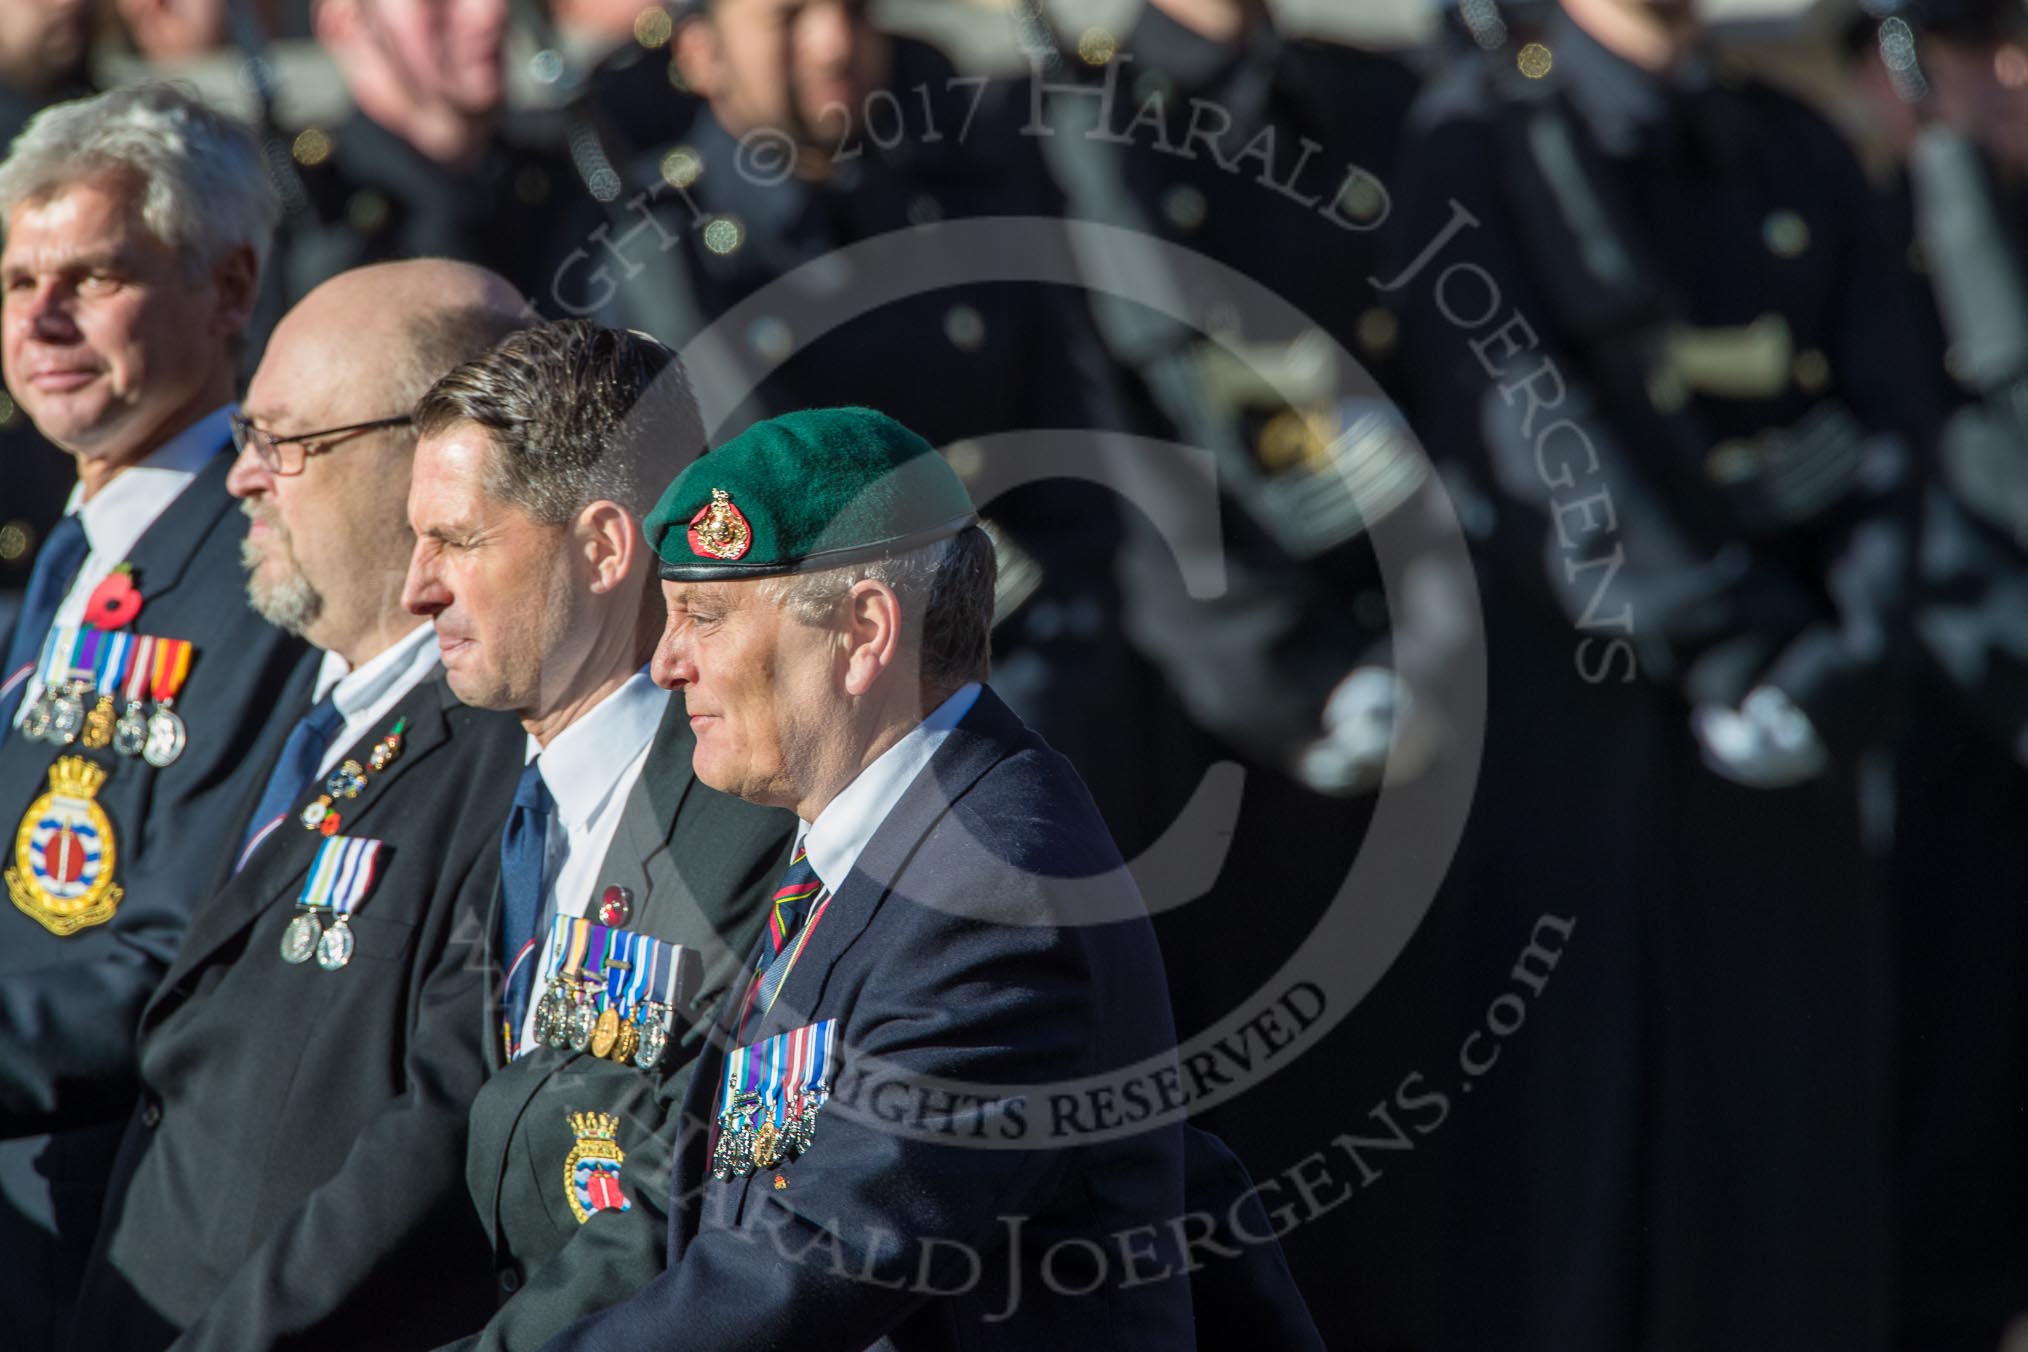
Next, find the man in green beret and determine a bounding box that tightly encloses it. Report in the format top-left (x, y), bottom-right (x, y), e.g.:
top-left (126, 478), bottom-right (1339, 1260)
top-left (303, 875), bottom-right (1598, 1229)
top-left (534, 406), bottom-right (1193, 1351)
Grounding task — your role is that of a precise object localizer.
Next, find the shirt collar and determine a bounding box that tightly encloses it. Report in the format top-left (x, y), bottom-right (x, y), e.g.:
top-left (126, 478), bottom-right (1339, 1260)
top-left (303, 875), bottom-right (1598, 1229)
top-left (65, 404), bottom-right (232, 551)
top-left (801, 682), bottom-right (982, 897)
top-left (527, 669), bottom-right (670, 833)
top-left (311, 621), bottom-right (440, 719)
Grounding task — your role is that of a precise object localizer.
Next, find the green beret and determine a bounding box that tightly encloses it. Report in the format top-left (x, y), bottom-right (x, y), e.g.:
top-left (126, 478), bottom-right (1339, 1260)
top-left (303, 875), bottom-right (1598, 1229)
top-left (646, 407), bottom-right (976, 581)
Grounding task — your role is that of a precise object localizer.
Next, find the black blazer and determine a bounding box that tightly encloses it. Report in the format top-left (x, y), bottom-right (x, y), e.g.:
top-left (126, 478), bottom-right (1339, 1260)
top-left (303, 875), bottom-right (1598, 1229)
top-left (537, 686), bottom-right (1196, 1352)
top-left (0, 447), bottom-right (308, 1350)
top-left (68, 672), bottom-right (523, 1352)
top-left (448, 698), bottom-right (792, 1351)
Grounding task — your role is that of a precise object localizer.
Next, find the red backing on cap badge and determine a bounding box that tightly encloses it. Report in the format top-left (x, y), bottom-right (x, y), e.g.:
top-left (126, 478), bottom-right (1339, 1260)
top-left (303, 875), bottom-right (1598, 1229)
top-left (688, 488), bottom-right (752, 561)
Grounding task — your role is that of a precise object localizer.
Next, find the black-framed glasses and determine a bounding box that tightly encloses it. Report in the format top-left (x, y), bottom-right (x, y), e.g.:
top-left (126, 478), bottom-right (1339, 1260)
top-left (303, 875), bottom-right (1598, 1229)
top-left (229, 412), bottom-right (413, 476)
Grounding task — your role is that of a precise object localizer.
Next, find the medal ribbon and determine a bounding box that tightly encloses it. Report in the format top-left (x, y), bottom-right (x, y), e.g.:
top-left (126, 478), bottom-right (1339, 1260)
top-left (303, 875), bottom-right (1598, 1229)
top-left (69, 627), bottom-right (101, 684)
top-left (604, 929), bottom-right (634, 1018)
top-left (93, 630), bottom-right (131, 697)
top-left (149, 638), bottom-right (191, 704)
top-left (122, 635), bottom-right (155, 704)
top-left (296, 835), bottom-right (383, 916)
top-left (625, 934), bottom-right (654, 1018)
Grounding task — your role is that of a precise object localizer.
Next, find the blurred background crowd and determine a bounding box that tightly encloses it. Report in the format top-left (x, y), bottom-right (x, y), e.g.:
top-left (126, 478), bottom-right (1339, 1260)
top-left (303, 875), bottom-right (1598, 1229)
top-left (4, 0), bottom-right (2027, 1347)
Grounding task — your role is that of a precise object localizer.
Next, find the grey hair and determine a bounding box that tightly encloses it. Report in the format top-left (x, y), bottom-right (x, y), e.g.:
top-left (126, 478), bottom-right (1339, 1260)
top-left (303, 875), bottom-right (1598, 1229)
top-left (760, 525), bottom-right (998, 693)
top-left (0, 83), bottom-right (280, 277)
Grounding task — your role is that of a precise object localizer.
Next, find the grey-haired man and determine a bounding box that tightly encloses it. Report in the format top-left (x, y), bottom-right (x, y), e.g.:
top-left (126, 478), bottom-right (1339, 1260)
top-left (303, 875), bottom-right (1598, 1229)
top-left (0, 83), bottom-right (306, 1348)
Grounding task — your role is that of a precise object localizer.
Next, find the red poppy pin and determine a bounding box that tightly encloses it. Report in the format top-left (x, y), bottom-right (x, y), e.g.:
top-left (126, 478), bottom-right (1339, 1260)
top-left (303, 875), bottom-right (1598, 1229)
top-left (84, 565), bottom-right (143, 630)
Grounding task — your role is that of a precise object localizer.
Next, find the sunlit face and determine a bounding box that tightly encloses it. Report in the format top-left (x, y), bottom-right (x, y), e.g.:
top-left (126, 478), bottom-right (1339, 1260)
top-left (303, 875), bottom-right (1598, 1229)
top-left (651, 577), bottom-right (840, 808)
top-left (227, 320), bottom-right (413, 641)
top-left (685, 0), bottom-right (890, 148)
top-left (403, 424), bottom-right (577, 714)
top-left (1, 171), bottom-right (224, 464)
top-left (365, 0), bottom-right (509, 117)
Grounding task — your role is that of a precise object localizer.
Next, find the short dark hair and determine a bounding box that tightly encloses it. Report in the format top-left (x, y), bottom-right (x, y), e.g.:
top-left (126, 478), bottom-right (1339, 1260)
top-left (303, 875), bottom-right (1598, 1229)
top-left (412, 319), bottom-right (706, 524)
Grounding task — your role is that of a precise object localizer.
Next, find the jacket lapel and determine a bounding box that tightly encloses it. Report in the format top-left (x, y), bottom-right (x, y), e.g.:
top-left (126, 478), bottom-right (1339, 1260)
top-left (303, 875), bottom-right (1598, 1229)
top-left (144, 674), bottom-right (454, 1025)
top-left (118, 442), bottom-right (236, 609)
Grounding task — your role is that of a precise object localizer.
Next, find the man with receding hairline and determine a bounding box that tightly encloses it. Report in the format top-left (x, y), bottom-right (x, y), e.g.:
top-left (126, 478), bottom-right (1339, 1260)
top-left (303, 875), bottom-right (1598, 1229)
top-left (68, 259), bottom-right (533, 1352)
top-left (403, 321), bottom-right (791, 1352)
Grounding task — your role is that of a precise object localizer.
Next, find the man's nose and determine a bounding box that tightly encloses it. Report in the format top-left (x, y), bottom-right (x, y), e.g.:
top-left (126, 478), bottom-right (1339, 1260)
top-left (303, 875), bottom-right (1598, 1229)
top-left (401, 545), bottom-right (447, 617)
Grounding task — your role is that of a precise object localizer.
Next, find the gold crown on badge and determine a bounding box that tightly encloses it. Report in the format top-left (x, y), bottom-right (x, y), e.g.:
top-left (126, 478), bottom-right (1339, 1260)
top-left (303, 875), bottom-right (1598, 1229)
top-left (569, 1111), bottom-right (621, 1143)
top-left (49, 755), bottom-right (108, 799)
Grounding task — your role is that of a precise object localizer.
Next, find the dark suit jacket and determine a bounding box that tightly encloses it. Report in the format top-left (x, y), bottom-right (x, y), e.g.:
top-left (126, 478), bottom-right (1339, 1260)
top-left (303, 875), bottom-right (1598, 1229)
top-left (0, 447), bottom-right (308, 1350)
top-left (537, 686), bottom-right (1196, 1352)
top-left (68, 672), bottom-right (522, 1352)
top-left (447, 698), bottom-right (792, 1351)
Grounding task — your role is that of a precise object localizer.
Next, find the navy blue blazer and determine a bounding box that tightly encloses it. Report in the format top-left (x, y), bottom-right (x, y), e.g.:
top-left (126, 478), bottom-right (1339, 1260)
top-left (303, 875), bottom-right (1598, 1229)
top-left (0, 445), bottom-right (308, 1350)
top-left (535, 685), bottom-right (1195, 1351)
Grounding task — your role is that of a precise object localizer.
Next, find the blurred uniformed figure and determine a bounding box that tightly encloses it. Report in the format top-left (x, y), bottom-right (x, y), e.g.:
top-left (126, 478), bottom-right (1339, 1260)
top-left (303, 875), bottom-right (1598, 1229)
top-left (262, 0), bottom-right (602, 333)
top-left (0, 84), bottom-right (308, 1350)
top-left (69, 261), bottom-right (530, 1352)
top-left (397, 322), bottom-right (792, 1351)
top-left (576, 0), bottom-right (1184, 853)
top-left (0, 0), bottom-right (93, 620)
top-left (1031, 7), bottom-right (1485, 1345)
top-left (1845, 3), bottom-right (2028, 1346)
top-left (1390, 0), bottom-right (1940, 1347)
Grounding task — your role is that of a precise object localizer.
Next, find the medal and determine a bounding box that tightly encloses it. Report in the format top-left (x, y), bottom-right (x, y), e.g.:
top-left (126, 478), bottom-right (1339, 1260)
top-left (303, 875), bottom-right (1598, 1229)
top-left (21, 685), bottom-right (57, 742)
top-left (711, 1020), bottom-right (834, 1179)
top-left (325, 760), bottom-right (366, 799)
top-left (280, 910), bottom-right (321, 964)
top-left (567, 996), bottom-right (597, 1052)
top-left (368, 719), bottom-right (405, 772)
top-left (590, 1006), bottom-right (621, 1059)
top-left (567, 926), bottom-right (617, 1052)
top-left (5, 755), bottom-right (125, 935)
top-left (635, 1011), bottom-right (669, 1069)
top-left (110, 635), bottom-right (154, 757)
top-left (140, 638), bottom-right (193, 768)
top-left (49, 680), bottom-right (86, 744)
top-left (301, 796), bottom-right (333, 830)
top-left (80, 695), bottom-right (115, 749)
top-left (289, 834), bottom-right (382, 971)
top-left (611, 1018), bottom-right (640, 1064)
top-left (316, 916), bottom-right (355, 970)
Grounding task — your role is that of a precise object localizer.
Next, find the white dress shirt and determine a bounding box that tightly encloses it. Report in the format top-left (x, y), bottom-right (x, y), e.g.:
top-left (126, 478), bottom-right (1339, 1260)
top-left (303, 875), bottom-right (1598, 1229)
top-left (800, 683), bottom-right (982, 897)
top-left (307, 622), bottom-right (442, 779)
top-left (514, 669), bottom-right (668, 1055)
top-left (12, 406), bottom-right (231, 726)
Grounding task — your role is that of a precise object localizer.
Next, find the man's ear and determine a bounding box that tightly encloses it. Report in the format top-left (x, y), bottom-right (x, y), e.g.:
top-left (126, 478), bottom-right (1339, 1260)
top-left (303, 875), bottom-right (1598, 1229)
top-left (577, 501), bottom-right (640, 595)
top-left (208, 244), bottom-right (259, 338)
top-left (840, 578), bottom-right (903, 699)
top-left (673, 16), bottom-right (723, 100)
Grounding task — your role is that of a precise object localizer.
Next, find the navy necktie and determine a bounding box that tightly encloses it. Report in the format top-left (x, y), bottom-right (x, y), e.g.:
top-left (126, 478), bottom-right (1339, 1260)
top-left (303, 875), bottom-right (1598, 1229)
top-left (498, 760), bottom-right (553, 1051)
top-left (236, 693), bottom-right (345, 871)
top-left (0, 513), bottom-right (90, 735)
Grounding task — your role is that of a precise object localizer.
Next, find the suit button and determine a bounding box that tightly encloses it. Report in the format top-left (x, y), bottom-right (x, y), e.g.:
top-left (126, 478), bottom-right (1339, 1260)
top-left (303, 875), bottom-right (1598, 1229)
top-left (140, 1098), bottom-right (161, 1129)
top-left (498, 1268), bottom-right (521, 1296)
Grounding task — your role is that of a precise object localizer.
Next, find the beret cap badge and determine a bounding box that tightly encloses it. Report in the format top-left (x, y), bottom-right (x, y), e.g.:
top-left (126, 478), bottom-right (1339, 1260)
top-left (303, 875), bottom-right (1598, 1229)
top-left (687, 488), bottom-right (752, 561)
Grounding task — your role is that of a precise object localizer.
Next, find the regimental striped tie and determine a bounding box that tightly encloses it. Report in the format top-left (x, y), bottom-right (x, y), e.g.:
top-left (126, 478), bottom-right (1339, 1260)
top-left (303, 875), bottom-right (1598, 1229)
top-left (756, 844), bottom-right (825, 1015)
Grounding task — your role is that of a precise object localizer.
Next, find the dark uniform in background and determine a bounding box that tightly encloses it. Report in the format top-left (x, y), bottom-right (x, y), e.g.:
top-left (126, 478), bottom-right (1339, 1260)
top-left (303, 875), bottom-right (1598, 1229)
top-left (71, 674), bottom-right (521, 1352)
top-left (1854, 3), bottom-right (2028, 1345)
top-left (594, 27), bottom-right (1184, 855)
top-left (448, 704), bottom-right (791, 1352)
top-left (1034, 12), bottom-right (1480, 1347)
top-left (0, 451), bottom-right (307, 1351)
top-left (1390, 6), bottom-right (1940, 1348)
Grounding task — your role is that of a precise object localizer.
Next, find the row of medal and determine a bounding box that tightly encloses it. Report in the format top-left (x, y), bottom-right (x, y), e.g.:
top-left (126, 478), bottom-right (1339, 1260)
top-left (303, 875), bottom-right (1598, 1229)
top-left (711, 1018), bottom-right (835, 1180)
top-left (17, 627), bottom-right (192, 767)
top-left (532, 916), bottom-right (696, 1072)
top-left (280, 835), bottom-right (384, 971)
top-left (300, 719), bottom-right (405, 837)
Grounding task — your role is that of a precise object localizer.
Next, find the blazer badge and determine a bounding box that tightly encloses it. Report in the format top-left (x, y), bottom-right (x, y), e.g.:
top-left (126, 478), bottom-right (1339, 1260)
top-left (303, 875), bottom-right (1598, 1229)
top-left (6, 755), bottom-right (123, 935)
top-left (564, 1110), bottom-right (632, 1223)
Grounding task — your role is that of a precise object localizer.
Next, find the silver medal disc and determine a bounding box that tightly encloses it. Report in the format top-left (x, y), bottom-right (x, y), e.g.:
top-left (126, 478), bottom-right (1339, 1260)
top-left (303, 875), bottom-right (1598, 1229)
top-left (634, 1014), bottom-right (668, 1069)
top-left (316, 918), bottom-right (355, 970)
top-left (112, 702), bottom-right (149, 756)
top-left (22, 689), bottom-right (56, 742)
top-left (566, 1000), bottom-right (596, 1052)
top-left (49, 688), bottom-right (85, 743)
top-left (142, 705), bottom-right (187, 767)
top-left (280, 911), bottom-right (321, 965)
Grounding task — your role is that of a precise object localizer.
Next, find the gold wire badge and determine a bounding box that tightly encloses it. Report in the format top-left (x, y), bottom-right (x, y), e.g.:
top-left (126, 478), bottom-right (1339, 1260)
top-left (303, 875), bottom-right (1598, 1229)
top-left (7, 756), bottom-right (124, 935)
